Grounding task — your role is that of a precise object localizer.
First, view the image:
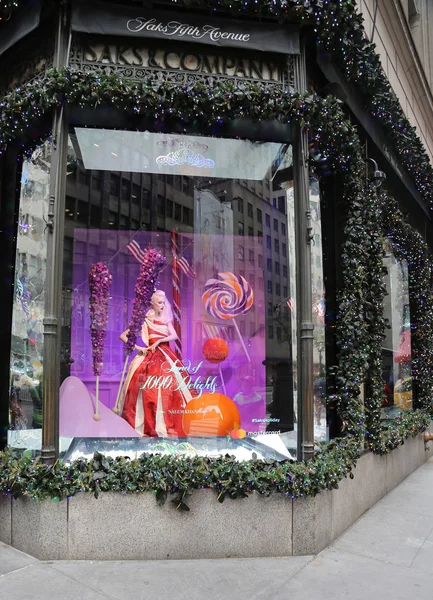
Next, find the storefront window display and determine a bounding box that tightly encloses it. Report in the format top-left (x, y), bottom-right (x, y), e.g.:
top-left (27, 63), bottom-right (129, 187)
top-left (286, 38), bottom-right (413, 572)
top-left (381, 239), bottom-right (412, 417)
top-left (62, 129), bottom-right (298, 460)
top-left (286, 179), bottom-right (326, 442)
top-left (8, 127), bottom-right (328, 460)
top-left (8, 141), bottom-right (51, 450)
top-left (310, 180), bottom-right (326, 439)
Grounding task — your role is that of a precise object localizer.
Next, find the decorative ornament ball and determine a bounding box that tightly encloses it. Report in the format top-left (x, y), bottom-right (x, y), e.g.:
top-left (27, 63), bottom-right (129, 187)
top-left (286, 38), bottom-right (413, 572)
top-left (182, 393), bottom-right (241, 437)
top-left (202, 338), bottom-right (229, 364)
top-left (231, 428), bottom-right (246, 439)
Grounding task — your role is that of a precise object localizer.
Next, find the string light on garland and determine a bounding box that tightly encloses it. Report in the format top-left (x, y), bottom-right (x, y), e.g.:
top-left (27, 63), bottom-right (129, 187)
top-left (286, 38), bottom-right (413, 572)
top-left (0, 66), bottom-right (429, 495)
top-left (0, 442), bottom-right (362, 507)
top-left (0, 1), bottom-right (431, 206)
top-left (0, 0), bottom-right (431, 503)
top-left (0, 0), bottom-right (18, 21)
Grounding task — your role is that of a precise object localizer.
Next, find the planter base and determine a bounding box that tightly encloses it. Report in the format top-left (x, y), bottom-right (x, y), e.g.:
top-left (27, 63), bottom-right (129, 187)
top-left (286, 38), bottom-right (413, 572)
top-left (1, 430), bottom-right (433, 560)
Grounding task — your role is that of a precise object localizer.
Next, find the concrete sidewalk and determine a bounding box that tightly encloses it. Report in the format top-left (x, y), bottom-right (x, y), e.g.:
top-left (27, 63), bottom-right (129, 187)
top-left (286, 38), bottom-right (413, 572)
top-left (1, 457), bottom-right (433, 600)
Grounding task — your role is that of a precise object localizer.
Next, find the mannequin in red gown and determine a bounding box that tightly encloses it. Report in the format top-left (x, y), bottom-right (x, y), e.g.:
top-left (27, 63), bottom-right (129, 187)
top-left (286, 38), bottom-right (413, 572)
top-left (118, 290), bottom-right (193, 437)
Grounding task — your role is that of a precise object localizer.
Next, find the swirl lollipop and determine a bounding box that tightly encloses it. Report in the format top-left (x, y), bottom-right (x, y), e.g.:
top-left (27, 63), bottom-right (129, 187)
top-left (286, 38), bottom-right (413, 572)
top-left (202, 272), bottom-right (254, 361)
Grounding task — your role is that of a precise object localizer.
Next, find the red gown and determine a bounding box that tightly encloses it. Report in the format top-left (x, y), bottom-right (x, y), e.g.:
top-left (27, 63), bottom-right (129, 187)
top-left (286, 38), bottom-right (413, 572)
top-left (121, 319), bottom-right (193, 437)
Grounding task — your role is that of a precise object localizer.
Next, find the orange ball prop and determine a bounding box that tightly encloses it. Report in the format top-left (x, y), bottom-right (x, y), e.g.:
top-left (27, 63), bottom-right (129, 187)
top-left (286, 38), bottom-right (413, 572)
top-left (202, 338), bottom-right (229, 364)
top-left (182, 392), bottom-right (241, 437)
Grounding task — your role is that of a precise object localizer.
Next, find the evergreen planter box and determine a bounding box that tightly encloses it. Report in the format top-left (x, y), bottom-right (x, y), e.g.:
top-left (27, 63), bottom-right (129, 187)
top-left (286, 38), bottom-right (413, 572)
top-left (1, 431), bottom-right (432, 560)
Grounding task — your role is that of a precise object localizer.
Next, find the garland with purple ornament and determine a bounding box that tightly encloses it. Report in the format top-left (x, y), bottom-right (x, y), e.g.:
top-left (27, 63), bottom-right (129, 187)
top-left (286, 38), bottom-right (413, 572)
top-left (0, 0), bottom-right (432, 507)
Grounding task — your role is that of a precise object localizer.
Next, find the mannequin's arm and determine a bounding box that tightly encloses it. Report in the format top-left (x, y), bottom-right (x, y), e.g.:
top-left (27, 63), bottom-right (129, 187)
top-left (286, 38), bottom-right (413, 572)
top-left (147, 321), bottom-right (178, 353)
top-left (119, 329), bottom-right (147, 353)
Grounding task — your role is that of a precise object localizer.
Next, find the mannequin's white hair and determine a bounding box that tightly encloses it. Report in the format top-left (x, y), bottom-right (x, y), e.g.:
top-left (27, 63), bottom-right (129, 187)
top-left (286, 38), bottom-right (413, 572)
top-left (148, 290), bottom-right (173, 323)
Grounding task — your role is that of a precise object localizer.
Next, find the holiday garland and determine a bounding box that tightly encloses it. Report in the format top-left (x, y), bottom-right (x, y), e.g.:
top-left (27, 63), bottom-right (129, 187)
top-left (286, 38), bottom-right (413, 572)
top-left (1, 1), bottom-right (431, 208)
top-left (0, 0), bottom-right (432, 506)
top-left (0, 68), bottom-right (356, 152)
top-left (0, 0), bottom-right (18, 22)
top-left (0, 68), bottom-right (430, 506)
top-left (362, 188), bottom-right (388, 450)
top-left (0, 440), bottom-right (360, 506)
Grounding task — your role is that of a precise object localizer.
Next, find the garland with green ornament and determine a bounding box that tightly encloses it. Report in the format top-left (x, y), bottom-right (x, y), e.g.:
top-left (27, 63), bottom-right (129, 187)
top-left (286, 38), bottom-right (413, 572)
top-left (0, 0), bottom-right (432, 507)
top-left (0, 441), bottom-right (361, 508)
top-left (1, 1), bottom-right (432, 208)
top-left (0, 0), bottom-right (18, 22)
top-left (0, 67), bottom-right (431, 507)
top-left (168, 0), bottom-right (433, 208)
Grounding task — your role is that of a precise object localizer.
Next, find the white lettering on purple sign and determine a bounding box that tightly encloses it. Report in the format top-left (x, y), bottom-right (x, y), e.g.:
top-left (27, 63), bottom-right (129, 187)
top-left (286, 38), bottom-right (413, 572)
top-left (139, 359), bottom-right (219, 397)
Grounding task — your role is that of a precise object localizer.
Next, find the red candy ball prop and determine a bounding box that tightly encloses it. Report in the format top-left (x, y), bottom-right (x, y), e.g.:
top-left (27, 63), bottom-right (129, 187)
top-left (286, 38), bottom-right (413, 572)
top-left (202, 338), bottom-right (229, 364)
top-left (182, 392), bottom-right (241, 437)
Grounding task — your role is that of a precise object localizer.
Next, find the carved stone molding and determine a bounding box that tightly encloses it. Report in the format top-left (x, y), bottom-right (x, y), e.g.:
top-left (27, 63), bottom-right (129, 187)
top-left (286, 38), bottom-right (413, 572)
top-left (0, 42), bottom-right (54, 94)
top-left (69, 41), bottom-right (296, 91)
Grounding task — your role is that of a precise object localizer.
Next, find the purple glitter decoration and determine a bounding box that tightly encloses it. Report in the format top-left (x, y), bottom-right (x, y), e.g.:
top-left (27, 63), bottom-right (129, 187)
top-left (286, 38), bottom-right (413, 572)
top-left (126, 246), bottom-right (166, 355)
top-left (88, 262), bottom-right (112, 377)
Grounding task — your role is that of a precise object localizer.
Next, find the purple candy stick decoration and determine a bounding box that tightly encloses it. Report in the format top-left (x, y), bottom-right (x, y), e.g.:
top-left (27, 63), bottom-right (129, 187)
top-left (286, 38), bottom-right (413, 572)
top-left (88, 262), bottom-right (112, 377)
top-left (125, 246), bottom-right (166, 355)
top-left (112, 246), bottom-right (166, 415)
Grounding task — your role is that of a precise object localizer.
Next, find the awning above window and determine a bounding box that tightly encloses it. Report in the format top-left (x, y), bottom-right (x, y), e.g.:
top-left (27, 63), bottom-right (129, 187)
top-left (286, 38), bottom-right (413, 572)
top-left (0, 0), bottom-right (41, 58)
top-left (71, 0), bottom-right (300, 55)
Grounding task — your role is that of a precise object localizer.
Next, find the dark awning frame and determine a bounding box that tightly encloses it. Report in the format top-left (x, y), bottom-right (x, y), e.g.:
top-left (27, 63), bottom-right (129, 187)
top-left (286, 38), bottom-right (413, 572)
top-left (0, 0), bottom-right (41, 58)
top-left (71, 0), bottom-right (300, 55)
top-left (317, 51), bottom-right (430, 219)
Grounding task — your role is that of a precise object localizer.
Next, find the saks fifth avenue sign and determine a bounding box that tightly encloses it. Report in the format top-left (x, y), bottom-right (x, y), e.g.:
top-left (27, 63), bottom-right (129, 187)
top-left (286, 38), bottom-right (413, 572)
top-left (82, 44), bottom-right (282, 83)
top-left (126, 17), bottom-right (251, 45)
top-left (72, 2), bottom-right (300, 55)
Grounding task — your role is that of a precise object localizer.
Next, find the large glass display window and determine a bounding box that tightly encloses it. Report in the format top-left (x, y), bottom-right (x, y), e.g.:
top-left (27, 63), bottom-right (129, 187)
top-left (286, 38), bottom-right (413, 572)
top-left (310, 180), bottom-right (326, 440)
top-left (8, 141), bottom-right (51, 451)
top-left (286, 178), bottom-right (326, 443)
top-left (7, 127), bottom-right (329, 461)
top-left (61, 129), bottom-right (298, 460)
top-left (381, 239), bottom-right (412, 417)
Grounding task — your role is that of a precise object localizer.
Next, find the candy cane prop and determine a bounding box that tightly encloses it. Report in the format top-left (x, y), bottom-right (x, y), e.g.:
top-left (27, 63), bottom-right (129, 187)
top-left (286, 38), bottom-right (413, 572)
top-left (171, 229), bottom-right (182, 361)
top-left (202, 272), bottom-right (254, 362)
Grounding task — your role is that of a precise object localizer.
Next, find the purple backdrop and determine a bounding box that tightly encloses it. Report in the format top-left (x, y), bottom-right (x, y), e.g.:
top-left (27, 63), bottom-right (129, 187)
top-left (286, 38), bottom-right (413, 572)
top-left (61, 230), bottom-right (266, 437)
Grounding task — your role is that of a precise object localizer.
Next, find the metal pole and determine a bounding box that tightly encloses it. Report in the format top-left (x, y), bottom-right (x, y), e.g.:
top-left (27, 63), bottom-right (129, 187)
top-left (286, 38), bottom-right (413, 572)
top-left (41, 1), bottom-right (70, 464)
top-left (293, 44), bottom-right (315, 461)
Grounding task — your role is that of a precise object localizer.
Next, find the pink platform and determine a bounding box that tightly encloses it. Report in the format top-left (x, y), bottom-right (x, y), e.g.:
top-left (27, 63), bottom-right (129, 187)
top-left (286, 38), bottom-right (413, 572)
top-left (59, 376), bottom-right (139, 438)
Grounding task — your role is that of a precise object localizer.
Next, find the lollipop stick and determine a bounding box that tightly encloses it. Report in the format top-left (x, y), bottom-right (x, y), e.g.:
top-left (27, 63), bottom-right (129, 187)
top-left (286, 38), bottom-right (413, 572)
top-left (113, 355), bottom-right (129, 414)
top-left (233, 318), bottom-right (250, 362)
top-left (93, 375), bottom-right (100, 421)
top-left (219, 364), bottom-right (227, 395)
